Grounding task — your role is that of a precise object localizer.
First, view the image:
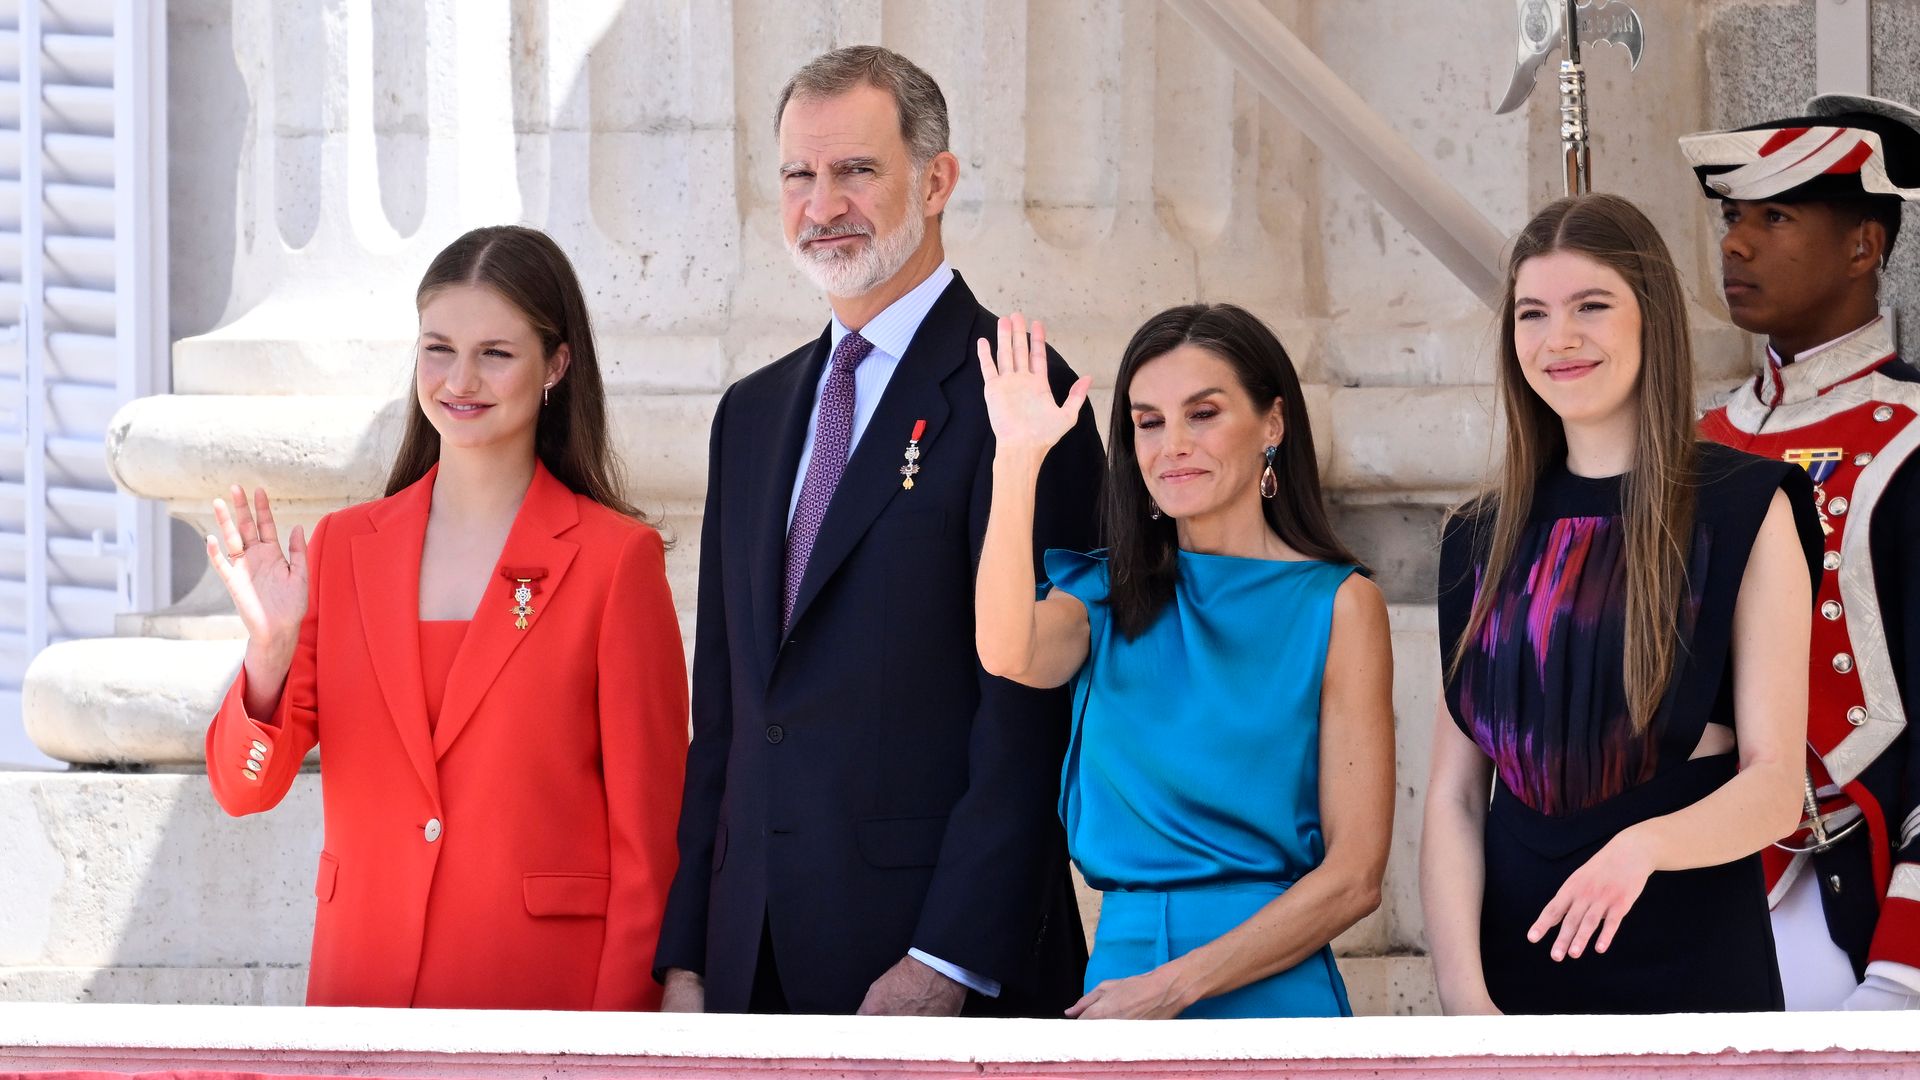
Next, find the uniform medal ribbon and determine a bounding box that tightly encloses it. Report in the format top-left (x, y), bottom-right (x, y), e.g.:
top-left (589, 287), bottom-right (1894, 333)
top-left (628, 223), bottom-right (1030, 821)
top-left (1782, 447), bottom-right (1842, 485)
top-left (1782, 448), bottom-right (1844, 536)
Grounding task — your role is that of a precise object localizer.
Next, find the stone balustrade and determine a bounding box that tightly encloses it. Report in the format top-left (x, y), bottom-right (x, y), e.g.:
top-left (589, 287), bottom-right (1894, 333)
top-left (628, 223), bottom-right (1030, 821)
top-left (3, 1002), bottom-right (1919, 1077)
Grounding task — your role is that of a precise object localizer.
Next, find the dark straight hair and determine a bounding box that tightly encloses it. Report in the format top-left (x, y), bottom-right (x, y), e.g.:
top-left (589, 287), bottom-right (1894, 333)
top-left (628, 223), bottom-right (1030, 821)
top-left (385, 225), bottom-right (642, 520)
top-left (1104, 303), bottom-right (1361, 638)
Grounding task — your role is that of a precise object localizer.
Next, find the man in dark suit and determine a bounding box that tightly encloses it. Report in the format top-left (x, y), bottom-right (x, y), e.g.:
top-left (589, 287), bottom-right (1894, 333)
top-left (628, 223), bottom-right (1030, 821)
top-left (653, 45), bottom-right (1103, 1016)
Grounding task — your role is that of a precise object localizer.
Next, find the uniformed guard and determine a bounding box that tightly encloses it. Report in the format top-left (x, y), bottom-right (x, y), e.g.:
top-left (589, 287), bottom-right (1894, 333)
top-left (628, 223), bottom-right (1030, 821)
top-left (1682, 94), bottom-right (1920, 1011)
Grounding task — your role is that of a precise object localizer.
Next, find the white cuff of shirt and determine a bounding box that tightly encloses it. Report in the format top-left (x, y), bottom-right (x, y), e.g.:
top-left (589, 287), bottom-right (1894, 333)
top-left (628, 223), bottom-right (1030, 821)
top-left (1866, 960), bottom-right (1920, 996)
top-left (908, 948), bottom-right (1001, 998)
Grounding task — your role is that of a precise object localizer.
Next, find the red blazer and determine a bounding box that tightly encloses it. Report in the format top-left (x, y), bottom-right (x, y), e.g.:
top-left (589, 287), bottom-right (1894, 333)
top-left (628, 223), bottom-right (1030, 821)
top-left (206, 463), bottom-right (687, 1010)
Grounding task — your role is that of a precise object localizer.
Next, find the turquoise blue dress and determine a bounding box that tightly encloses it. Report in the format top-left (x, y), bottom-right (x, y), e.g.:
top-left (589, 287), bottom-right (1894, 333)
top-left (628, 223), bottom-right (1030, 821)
top-left (1045, 548), bottom-right (1357, 1019)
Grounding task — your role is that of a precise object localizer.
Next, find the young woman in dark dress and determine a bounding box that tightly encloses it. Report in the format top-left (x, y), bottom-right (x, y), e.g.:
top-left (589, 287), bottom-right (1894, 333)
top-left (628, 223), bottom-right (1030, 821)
top-left (1420, 194), bottom-right (1825, 1015)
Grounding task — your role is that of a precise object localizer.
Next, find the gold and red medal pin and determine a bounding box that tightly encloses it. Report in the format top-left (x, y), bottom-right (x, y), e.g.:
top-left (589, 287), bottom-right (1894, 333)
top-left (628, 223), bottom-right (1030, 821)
top-left (502, 566), bottom-right (548, 630)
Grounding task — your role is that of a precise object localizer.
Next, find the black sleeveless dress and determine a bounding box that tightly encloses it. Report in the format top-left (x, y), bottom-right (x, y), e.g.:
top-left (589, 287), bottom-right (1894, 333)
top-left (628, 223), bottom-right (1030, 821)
top-left (1438, 442), bottom-right (1821, 1014)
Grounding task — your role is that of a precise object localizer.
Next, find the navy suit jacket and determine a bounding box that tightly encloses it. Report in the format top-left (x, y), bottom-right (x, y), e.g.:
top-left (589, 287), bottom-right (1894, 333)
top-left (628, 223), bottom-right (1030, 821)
top-left (655, 273), bottom-right (1103, 1014)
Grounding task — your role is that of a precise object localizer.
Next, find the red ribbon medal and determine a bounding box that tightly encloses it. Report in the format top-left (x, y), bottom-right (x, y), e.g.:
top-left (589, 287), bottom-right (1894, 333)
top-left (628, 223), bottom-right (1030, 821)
top-left (900, 419), bottom-right (926, 490)
top-left (499, 566), bottom-right (548, 631)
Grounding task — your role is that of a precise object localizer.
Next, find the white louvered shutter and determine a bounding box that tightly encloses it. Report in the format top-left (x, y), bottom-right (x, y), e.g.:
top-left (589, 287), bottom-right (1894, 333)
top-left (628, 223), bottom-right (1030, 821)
top-left (0, 0), bottom-right (169, 766)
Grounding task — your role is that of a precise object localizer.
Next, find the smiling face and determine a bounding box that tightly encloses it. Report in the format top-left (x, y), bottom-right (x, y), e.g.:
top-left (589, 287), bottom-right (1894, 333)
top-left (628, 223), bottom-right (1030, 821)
top-left (1127, 344), bottom-right (1282, 521)
top-left (778, 84), bottom-right (936, 298)
top-left (1511, 250), bottom-right (1644, 433)
top-left (415, 283), bottom-right (567, 455)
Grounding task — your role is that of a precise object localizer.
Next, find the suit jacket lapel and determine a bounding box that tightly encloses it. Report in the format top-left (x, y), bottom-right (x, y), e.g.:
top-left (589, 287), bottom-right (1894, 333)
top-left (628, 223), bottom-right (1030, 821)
top-left (783, 276), bottom-right (971, 638)
top-left (432, 463), bottom-right (580, 759)
top-left (749, 330), bottom-right (832, 671)
top-left (352, 469), bottom-right (440, 805)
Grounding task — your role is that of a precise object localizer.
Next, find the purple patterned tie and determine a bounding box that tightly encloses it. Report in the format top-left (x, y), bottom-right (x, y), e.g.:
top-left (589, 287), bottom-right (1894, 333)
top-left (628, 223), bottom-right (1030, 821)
top-left (783, 331), bottom-right (875, 632)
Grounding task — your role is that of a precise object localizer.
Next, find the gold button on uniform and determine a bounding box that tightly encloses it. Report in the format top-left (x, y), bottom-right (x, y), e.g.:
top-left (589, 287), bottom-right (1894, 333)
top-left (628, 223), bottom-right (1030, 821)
top-left (1847, 706), bottom-right (1868, 727)
top-left (1821, 600), bottom-right (1843, 621)
top-left (243, 768), bottom-right (259, 782)
top-left (1833, 653), bottom-right (1854, 674)
top-left (424, 818), bottom-right (443, 843)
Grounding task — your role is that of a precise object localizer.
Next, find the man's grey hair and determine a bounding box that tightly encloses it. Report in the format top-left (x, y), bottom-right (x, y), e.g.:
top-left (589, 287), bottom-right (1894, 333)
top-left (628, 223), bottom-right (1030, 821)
top-left (774, 45), bottom-right (949, 166)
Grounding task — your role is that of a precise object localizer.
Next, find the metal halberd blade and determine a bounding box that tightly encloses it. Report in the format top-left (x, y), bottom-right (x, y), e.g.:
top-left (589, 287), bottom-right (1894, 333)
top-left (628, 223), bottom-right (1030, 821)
top-left (1495, 0), bottom-right (1645, 115)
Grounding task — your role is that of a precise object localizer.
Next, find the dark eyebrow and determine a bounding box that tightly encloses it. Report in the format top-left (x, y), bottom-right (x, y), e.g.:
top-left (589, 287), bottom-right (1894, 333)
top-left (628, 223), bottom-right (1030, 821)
top-left (1131, 387), bottom-right (1227, 411)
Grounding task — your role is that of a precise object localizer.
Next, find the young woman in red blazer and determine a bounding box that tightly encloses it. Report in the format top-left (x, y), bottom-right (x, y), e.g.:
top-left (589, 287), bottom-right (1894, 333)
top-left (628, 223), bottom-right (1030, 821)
top-left (204, 226), bottom-right (687, 1010)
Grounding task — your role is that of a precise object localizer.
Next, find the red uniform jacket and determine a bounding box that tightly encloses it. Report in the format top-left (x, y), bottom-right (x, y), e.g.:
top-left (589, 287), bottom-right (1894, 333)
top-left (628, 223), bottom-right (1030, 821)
top-left (1700, 317), bottom-right (1920, 978)
top-left (206, 463), bottom-right (687, 1009)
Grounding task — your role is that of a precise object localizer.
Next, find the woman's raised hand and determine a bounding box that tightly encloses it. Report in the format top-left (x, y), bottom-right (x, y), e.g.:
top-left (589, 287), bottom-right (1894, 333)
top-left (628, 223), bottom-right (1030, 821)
top-left (977, 313), bottom-right (1091, 459)
top-left (206, 485), bottom-right (308, 659)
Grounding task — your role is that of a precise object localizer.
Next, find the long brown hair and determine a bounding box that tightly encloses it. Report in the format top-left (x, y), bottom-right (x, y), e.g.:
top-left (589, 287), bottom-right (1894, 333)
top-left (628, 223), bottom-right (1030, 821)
top-left (1105, 303), bottom-right (1361, 638)
top-left (1449, 194), bottom-right (1698, 732)
top-left (385, 225), bottom-right (641, 519)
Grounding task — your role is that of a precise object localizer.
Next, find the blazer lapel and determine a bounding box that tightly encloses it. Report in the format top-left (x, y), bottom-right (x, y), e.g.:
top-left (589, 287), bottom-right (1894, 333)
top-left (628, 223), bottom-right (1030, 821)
top-left (432, 463), bottom-right (581, 759)
top-left (749, 330), bottom-right (832, 671)
top-left (783, 277), bottom-right (970, 637)
top-left (352, 469), bottom-right (440, 806)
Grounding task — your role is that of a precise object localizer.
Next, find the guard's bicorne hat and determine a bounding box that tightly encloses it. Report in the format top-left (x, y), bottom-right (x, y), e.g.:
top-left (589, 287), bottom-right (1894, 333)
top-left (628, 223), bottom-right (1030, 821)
top-left (1679, 93), bottom-right (1920, 206)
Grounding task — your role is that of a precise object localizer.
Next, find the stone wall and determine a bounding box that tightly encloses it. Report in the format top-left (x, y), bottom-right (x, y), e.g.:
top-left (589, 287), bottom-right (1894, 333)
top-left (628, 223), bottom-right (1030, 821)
top-left (8, 0), bottom-right (1911, 1011)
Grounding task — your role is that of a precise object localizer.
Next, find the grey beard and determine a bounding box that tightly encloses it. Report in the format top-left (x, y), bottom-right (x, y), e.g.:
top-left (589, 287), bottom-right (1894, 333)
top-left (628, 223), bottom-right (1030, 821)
top-left (790, 206), bottom-right (926, 299)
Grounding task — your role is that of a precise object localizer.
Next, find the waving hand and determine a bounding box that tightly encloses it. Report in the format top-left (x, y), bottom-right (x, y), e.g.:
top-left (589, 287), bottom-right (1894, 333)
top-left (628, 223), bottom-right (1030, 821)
top-left (206, 485), bottom-right (308, 713)
top-left (977, 314), bottom-right (1091, 458)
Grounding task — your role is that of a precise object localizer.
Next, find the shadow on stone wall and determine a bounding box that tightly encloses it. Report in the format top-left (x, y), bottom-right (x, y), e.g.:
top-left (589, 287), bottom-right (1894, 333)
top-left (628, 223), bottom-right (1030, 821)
top-left (74, 774), bottom-right (319, 1005)
top-left (167, 0), bottom-right (246, 343)
top-left (166, 1), bottom-right (249, 602)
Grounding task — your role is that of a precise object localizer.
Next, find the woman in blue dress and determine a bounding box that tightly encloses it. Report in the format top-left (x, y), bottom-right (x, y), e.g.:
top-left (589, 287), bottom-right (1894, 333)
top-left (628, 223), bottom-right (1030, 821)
top-left (973, 304), bottom-right (1396, 1019)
